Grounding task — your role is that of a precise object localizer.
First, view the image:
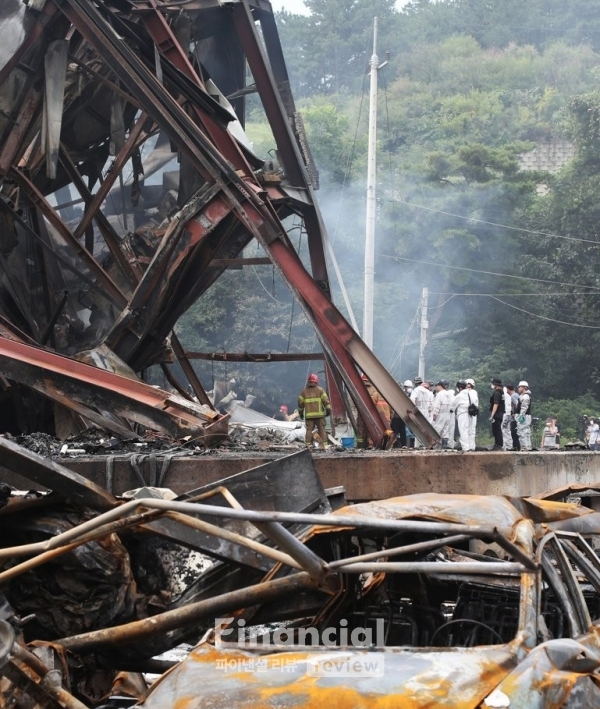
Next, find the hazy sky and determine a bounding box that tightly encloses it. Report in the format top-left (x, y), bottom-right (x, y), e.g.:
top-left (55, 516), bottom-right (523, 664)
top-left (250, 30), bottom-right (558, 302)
top-left (270, 0), bottom-right (410, 14)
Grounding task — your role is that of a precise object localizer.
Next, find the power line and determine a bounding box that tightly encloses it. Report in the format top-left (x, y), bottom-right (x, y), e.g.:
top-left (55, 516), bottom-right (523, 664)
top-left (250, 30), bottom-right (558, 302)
top-left (379, 253), bottom-right (600, 291)
top-left (429, 291), bottom-right (600, 296)
top-left (387, 303), bottom-right (419, 372)
top-left (331, 37), bottom-right (371, 248)
top-left (490, 296), bottom-right (600, 329)
top-left (385, 197), bottom-right (600, 246)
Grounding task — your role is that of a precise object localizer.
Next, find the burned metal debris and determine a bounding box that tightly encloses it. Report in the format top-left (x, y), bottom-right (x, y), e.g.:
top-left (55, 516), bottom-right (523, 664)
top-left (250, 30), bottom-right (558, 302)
top-left (3, 439), bottom-right (600, 707)
top-left (0, 0), bottom-right (438, 449)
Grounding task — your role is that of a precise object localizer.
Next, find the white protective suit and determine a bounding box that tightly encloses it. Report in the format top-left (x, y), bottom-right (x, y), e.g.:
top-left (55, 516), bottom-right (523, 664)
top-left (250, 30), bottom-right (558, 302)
top-left (411, 384), bottom-right (434, 448)
top-left (433, 388), bottom-right (453, 446)
top-left (453, 388), bottom-right (478, 451)
top-left (501, 387), bottom-right (514, 451)
top-left (516, 388), bottom-right (532, 451)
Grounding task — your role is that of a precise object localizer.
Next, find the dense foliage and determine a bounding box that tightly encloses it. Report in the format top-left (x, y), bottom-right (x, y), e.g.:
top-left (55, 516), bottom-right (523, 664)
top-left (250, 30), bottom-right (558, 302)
top-left (178, 0), bottom-right (600, 424)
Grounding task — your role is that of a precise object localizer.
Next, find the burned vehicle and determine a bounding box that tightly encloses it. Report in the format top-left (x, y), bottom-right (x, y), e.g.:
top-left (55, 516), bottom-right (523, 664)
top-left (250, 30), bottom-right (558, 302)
top-left (3, 445), bottom-right (600, 707)
top-left (136, 494), bottom-right (600, 709)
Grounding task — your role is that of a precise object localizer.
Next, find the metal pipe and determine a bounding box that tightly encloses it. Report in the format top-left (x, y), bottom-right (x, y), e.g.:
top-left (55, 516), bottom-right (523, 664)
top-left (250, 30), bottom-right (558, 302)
top-left (0, 497), bottom-right (516, 559)
top-left (160, 511), bottom-right (301, 570)
top-left (0, 498), bottom-right (142, 558)
top-left (0, 508), bottom-right (163, 583)
top-left (57, 572), bottom-right (318, 653)
top-left (491, 529), bottom-right (538, 570)
top-left (327, 533), bottom-right (470, 569)
top-left (256, 521), bottom-right (328, 583)
top-left (11, 644), bottom-right (89, 709)
top-left (331, 562), bottom-right (532, 574)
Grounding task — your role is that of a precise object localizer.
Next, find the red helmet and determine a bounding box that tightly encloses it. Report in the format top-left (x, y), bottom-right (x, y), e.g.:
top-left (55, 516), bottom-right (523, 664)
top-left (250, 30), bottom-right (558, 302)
top-left (307, 373), bottom-right (319, 383)
top-left (279, 405), bottom-right (288, 412)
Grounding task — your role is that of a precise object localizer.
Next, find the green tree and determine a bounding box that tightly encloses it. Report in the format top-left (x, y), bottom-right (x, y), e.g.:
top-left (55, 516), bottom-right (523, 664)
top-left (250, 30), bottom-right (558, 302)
top-left (276, 0), bottom-right (401, 96)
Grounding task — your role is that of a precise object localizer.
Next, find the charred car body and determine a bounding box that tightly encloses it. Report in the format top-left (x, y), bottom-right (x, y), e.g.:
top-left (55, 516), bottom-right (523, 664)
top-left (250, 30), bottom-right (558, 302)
top-left (2, 447), bottom-right (600, 707)
top-left (135, 492), bottom-right (600, 709)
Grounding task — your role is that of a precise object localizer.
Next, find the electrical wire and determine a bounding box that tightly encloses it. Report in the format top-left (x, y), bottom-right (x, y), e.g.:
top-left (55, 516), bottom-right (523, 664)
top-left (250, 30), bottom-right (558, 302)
top-left (251, 265), bottom-right (285, 304)
top-left (429, 291), bottom-right (600, 297)
top-left (385, 197), bottom-right (600, 246)
top-left (330, 38), bottom-right (370, 247)
top-left (489, 296), bottom-right (600, 329)
top-left (378, 253), bottom-right (600, 291)
top-left (381, 65), bottom-right (394, 200)
top-left (387, 304), bottom-right (419, 373)
top-left (427, 295), bottom-right (457, 309)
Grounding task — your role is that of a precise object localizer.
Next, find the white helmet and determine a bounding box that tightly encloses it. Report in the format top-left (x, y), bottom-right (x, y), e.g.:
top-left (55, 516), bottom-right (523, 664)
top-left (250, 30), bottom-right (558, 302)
top-left (403, 380), bottom-right (413, 388)
top-left (465, 378), bottom-right (475, 386)
top-left (518, 380), bottom-right (529, 388)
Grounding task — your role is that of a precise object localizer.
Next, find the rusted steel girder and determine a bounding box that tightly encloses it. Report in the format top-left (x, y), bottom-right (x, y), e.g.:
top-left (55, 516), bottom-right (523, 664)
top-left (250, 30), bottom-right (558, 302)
top-left (0, 437), bottom-right (116, 511)
top-left (59, 144), bottom-right (143, 284)
top-left (139, 1), bottom-right (257, 178)
top-left (260, 235), bottom-right (440, 447)
top-left (0, 0), bottom-right (431, 446)
top-left (183, 351), bottom-right (325, 362)
top-left (10, 169), bottom-right (129, 308)
top-left (232, 0), bottom-right (330, 289)
top-left (0, 335), bottom-right (228, 442)
top-left (170, 332), bottom-right (213, 407)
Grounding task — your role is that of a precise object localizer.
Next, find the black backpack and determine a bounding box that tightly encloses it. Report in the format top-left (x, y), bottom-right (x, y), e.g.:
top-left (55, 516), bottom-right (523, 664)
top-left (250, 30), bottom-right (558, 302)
top-left (468, 393), bottom-right (479, 417)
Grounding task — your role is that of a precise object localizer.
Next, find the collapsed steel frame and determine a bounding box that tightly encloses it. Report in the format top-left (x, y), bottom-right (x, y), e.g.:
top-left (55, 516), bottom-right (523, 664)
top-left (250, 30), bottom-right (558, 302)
top-left (0, 0), bottom-right (437, 446)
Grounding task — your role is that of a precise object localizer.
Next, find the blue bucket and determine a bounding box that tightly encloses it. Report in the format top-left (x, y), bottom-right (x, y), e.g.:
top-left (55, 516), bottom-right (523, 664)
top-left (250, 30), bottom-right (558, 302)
top-left (340, 436), bottom-right (355, 449)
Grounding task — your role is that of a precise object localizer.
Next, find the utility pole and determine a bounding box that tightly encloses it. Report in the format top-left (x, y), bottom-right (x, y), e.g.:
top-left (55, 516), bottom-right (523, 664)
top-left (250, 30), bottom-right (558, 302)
top-left (418, 287), bottom-right (428, 380)
top-left (363, 17), bottom-right (379, 350)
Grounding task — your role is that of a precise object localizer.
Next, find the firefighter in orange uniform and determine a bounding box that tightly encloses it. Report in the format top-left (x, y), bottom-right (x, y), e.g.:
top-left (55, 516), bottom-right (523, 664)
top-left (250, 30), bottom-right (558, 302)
top-left (357, 373), bottom-right (392, 447)
top-left (298, 373), bottom-right (331, 449)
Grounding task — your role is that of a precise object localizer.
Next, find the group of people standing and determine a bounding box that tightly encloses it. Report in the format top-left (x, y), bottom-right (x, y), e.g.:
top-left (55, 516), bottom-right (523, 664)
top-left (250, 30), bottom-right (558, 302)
top-left (403, 377), bottom-right (534, 452)
top-left (294, 371), bottom-right (534, 452)
top-left (490, 379), bottom-right (533, 451)
top-left (403, 377), bottom-right (478, 451)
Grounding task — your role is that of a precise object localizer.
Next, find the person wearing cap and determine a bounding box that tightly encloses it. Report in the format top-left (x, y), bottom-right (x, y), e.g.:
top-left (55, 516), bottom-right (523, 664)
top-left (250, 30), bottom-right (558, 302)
top-left (357, 374), bottom-right (393, 447)
top-left (411, 377), bottom-right (434, 447)
top-left (273, 404), bottom-right (290, 421)
top-left (432, 380), bottom-right (453, 448)
top-left (465, 378), bottom-right (479, 451)
top-left (451, 380), bottom-right (472, 451)
top-left (489, 378), bottom-right (505, 450)
top-left (515, 380), bottom-right (532, 451)
top-left (588, 418), bottom-right (599, 451)
top-left (442, 379), bottom-right (456, 448)
top-left (298, 373), bottom-right (331, 449)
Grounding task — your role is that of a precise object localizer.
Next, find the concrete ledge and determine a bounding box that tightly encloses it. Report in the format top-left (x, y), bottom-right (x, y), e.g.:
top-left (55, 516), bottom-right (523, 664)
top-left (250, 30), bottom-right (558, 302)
top-left (3, 450), bottom-right (600, 502)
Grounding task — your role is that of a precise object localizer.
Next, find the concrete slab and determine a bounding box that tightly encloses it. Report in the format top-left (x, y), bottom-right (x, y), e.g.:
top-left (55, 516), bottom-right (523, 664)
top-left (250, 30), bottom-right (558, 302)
top-left (3, 450), bottom-right (600, 502)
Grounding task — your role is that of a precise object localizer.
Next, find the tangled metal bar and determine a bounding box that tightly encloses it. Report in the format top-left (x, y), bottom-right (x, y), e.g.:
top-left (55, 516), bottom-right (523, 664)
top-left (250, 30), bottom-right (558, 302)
top-left (0, 0), bottom-right (438, 445)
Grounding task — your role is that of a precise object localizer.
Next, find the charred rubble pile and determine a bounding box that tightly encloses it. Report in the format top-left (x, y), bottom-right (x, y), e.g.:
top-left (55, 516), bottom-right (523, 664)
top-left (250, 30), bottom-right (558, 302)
top-left (3, 443), bottom-right (600, 707)
top-left (0, 446), bottom-right (338, 707)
